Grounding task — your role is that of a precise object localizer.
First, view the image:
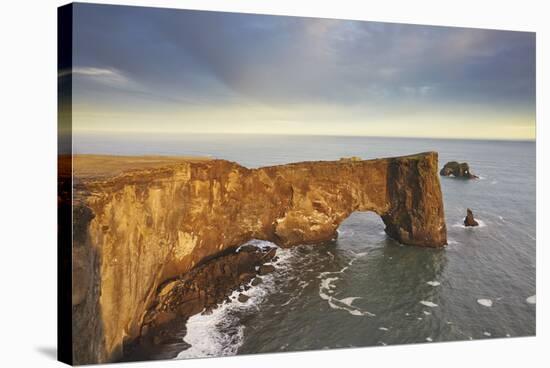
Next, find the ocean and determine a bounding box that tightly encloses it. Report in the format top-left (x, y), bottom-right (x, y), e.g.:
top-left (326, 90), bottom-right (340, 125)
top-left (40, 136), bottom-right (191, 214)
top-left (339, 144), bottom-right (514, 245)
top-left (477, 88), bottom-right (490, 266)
top-left (75, 133), bottom-right (536, 357)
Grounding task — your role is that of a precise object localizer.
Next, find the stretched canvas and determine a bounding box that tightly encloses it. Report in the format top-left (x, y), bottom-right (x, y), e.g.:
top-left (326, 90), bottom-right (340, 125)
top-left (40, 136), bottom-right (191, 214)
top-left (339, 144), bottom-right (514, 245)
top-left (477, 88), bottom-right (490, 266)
top-left (58, 2), bottom-right (536, 365)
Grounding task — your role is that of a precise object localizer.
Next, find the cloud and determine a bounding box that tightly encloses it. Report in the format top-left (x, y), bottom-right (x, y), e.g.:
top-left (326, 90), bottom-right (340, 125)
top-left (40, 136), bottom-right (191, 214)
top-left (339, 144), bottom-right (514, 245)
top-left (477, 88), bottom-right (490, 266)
top-left (72, 66), bottom-right (130, 86)
top-left (69, 4), bottom-right (535, 138)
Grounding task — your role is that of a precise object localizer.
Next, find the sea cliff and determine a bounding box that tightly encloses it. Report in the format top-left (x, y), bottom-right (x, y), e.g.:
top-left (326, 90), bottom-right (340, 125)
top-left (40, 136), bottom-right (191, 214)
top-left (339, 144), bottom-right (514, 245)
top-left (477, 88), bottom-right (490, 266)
top-left (66, 152), bottom-right (446, 364)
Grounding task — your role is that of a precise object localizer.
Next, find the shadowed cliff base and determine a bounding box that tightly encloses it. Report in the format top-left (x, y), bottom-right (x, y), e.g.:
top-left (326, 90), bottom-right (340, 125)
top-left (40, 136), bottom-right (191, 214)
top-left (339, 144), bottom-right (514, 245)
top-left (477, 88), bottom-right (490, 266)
top-left (68, 152), bottom-right (446, 364)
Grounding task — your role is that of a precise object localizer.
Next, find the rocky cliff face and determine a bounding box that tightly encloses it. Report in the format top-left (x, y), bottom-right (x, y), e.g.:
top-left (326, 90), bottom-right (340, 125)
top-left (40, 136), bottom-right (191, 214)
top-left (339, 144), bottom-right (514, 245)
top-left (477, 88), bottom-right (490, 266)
top-left (70, 152), bottom-right (446, 364)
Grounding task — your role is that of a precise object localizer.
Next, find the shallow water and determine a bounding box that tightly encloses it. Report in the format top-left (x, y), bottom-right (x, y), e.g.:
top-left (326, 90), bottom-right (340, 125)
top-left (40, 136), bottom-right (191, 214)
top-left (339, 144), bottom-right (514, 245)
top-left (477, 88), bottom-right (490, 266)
top-left (76, 134), bottom-right (536, 357)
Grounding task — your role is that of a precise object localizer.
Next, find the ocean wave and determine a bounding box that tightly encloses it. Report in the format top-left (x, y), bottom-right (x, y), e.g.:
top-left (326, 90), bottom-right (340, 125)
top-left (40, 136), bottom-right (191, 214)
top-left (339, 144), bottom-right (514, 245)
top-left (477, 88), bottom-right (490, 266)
top-left (477, 299), bottom-right (493, 307)
top-left (426, 281), bottom-right (441, 286)
top-left (419, 300), bottom-right (438, 308)
top-left (235, 239), bottom-right (276, 252)
top-left (336, 228), bottom-right (355, 237)
top-left (176, 288), bottom-right (245, 359)
top-left (177, 240), bottom-right (292, 359)
top-left (318, 252), bottom-right (375, 317)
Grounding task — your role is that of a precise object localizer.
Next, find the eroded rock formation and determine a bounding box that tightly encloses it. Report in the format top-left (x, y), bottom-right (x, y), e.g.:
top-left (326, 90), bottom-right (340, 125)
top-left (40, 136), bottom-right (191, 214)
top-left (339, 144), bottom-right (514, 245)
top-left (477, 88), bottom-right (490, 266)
top-left (68, 152), bottom-right (447, 364)
top-left (122, 244), bottom-right (277, 362)
top-left (464, 208), bottom-right (479, 227)
top-left (440, 161), bottom-right (478, 178)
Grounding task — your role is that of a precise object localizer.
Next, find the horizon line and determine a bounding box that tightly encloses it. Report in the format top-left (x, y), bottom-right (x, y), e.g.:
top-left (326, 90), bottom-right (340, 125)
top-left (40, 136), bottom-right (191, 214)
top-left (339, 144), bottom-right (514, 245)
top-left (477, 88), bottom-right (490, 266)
top-left (71, 129), bottom-right (536, 143)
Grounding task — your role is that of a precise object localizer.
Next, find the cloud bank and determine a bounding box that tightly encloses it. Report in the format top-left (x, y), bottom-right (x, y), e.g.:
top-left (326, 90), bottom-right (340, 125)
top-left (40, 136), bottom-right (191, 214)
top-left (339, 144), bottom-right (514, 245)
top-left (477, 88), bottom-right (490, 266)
top-left (71, 4), bottom-right (535, 140)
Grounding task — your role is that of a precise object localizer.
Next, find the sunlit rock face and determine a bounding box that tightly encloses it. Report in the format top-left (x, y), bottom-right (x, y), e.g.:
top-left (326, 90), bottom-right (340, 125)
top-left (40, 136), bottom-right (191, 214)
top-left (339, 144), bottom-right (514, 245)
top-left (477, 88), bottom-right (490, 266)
top-left (68, 152), bottom-right (446, 364)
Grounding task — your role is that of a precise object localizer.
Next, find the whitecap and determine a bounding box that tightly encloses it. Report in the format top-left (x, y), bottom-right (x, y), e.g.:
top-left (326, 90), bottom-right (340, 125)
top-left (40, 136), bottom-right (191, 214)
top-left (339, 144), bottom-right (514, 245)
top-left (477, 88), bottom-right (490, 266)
top-left (379, 327), bottom-right (389, 331)
top-left (236, 239), bottom-right (276, 252)
top-left (420, 300), bottom-right (438, 308)
top-left (340, 297), bottom-right (360, 306)
top-left (177, 291), bottom-right (245, 359)
top-left (483, 332), bottom-right (491, 337)
top-left (526, 295), bottom-right (536, 304)
top-left (477, 299), bottom-right (493, 307)
top-left (423, 311), bottom-right (431, 315)
top-left (426, 337), bottom-right (433, 342)
top-left (320, 287), bottom-right (375, 317)
top-left (318, 260), bottom-right (375, 317)
top-left (426, 281), bottom-right (440, 287)
top-left (178, 239), bottom-right (291, 359)
top-left (319, 277), bottom-right (339, 296)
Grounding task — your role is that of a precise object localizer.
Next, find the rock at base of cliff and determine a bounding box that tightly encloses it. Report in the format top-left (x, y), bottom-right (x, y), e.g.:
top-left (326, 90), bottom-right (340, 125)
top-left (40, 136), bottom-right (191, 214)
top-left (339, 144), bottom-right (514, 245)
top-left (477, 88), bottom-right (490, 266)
top-left (127, 243), bottom-right (278, 361)
top-left (440, 161), bottom-right (478, 179)
top-left (251, 277), bottom-right (263, 286)
top-left (464, 208), bottom-right (479, 227)
top-left (238, 293), bottom-right (250, 303)
top-left (258, 264), bottom-right (276, 275)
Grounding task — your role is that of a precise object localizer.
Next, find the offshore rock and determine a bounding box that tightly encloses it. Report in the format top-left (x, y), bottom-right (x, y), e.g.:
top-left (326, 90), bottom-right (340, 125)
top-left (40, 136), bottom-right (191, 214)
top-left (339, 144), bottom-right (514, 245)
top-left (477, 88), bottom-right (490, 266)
top-left (464, 208), bottom-right (479, 227)
top-left (440, 161), bottom-right (478, 178)
top-left (67, 152), bottom-right (447, 363)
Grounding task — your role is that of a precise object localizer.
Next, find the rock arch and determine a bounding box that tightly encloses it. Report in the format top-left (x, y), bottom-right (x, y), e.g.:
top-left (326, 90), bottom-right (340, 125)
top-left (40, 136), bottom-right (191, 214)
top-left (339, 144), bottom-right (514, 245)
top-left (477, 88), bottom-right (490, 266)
top-left (70, 151), bottom-right (446, 363)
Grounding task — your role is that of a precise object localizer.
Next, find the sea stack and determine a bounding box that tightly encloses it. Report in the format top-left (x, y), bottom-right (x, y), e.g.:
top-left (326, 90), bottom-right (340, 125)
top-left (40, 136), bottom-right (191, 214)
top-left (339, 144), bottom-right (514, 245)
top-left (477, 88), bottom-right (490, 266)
top-left (440, 161), bottom-right (478, 179)
top-left (464, 208), bottom-right (479, 227)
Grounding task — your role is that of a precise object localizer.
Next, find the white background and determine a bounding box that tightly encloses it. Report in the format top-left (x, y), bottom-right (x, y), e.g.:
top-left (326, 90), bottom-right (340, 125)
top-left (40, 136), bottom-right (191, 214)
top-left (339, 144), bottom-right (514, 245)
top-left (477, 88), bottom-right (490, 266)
top-left (0, 0), bottom-right (546, 367)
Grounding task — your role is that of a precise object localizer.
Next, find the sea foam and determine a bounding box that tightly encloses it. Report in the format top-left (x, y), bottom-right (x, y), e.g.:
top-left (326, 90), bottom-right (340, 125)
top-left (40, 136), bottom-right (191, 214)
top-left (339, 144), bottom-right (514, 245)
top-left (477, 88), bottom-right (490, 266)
top-left (420, 301), bottom-right (438, 308)
top-left (477, 299), bottom-right (493, 307)
top-left (177, 240), bottom-right (290, 359)
top-left (318, 252), bottom-right (375, 317)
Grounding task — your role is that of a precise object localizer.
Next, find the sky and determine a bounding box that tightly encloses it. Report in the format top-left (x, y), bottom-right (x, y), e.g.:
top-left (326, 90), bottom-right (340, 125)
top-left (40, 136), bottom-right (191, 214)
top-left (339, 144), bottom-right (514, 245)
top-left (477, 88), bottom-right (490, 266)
top-left (69, 3), bottom-right (536, 140)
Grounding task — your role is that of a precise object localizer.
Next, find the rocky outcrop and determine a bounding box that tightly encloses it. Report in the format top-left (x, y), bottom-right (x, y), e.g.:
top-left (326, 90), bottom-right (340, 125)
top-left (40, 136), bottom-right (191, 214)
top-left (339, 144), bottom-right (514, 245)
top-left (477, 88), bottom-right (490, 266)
top-left (121, 244), bottom-right (277, 362)
top-left (464, 208), bottom-right (479, 227)
top-left (440, 161), bottom-right (478, 178)
top-left (69, 151), bottom-right (446, 364)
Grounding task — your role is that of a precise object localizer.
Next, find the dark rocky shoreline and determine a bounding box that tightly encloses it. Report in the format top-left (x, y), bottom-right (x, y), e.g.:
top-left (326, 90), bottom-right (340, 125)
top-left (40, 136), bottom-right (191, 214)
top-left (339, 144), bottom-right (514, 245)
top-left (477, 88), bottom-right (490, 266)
top-left (121, 244), bottom-right (278, 362)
